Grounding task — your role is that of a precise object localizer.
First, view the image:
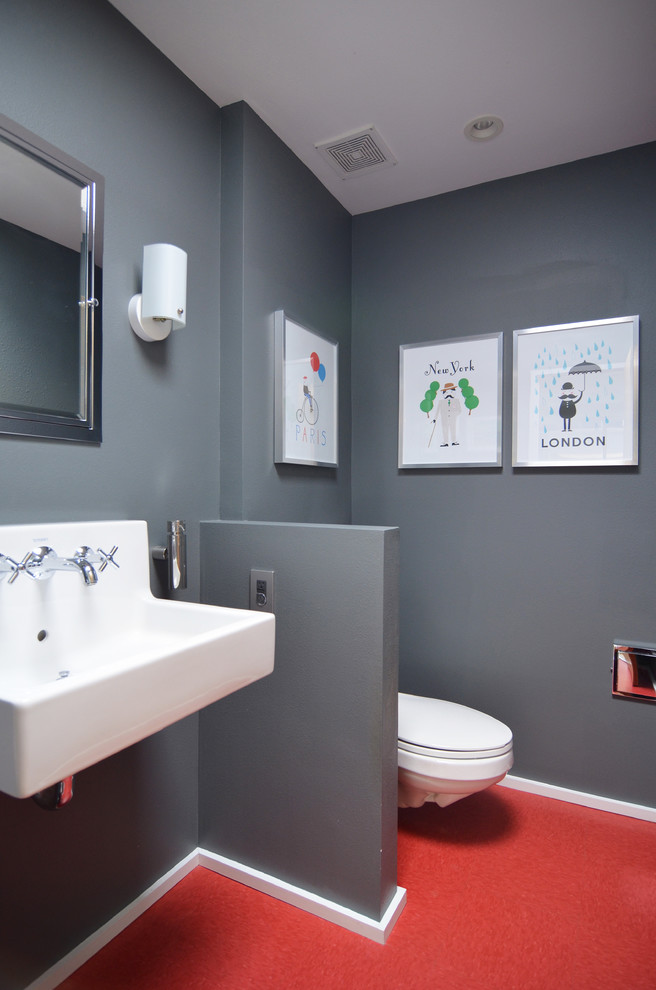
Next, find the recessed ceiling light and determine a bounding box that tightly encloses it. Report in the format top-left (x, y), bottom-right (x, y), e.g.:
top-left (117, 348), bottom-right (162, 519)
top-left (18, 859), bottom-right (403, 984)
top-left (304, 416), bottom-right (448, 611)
top-left (464, 116), bottom-right (504, 141)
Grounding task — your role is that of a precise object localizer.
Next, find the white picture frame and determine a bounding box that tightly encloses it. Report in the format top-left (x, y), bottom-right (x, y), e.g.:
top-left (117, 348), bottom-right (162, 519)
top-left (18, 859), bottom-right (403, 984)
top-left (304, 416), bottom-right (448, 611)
top-left (274, 311), bottom-right (338, 467)
top-left (512, 315), bottom-right (639, 467)
top-left (398, 332), bottom-right (503, 468)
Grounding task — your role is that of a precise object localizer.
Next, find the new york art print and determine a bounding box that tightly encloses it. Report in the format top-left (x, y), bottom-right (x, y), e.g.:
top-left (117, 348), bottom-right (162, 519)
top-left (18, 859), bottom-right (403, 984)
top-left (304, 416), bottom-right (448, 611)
top-left (512, 316), bottom-right (639, 467)
top-left (398, 332), bottom-right (503, 468)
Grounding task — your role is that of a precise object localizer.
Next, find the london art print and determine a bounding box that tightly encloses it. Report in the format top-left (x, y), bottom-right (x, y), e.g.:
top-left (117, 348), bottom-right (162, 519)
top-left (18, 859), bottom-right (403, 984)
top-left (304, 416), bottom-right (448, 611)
top-left (398, 332), bottom-right (503, 468)
top-left (512, 316), bottom-right (639, 467)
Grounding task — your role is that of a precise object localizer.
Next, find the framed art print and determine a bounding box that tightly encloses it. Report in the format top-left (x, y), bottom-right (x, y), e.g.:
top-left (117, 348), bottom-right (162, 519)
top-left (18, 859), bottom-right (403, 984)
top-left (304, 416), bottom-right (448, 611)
top-left (512, 315), bottom-right (639, 467)
top-left (274, 311), bottom-right (338, 467)
top-left (398, 332), bottom-right (503, 468)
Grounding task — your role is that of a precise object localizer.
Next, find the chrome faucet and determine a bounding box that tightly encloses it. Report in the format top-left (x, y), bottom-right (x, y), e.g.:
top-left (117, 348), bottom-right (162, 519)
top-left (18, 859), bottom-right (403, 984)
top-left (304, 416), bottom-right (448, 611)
top-left (19, 546), bottom-right (99, 585)
top-left (1, 543), bottom-right (118, 585)
top-left (69, 548), bottom-right (99, 586)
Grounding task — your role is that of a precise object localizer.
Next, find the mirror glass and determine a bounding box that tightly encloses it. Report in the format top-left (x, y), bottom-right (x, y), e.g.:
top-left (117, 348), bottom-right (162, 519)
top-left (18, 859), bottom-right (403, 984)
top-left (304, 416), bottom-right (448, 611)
top-left (0, 114), bottom-right (103, 442)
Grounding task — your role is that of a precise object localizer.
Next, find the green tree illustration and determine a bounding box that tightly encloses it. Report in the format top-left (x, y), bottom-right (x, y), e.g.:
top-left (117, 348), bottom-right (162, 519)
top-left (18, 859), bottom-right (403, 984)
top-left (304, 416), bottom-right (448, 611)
top-left (419, 381), bottom-right (439, 415)
top-left (458, 377), bottom-right (479, 415)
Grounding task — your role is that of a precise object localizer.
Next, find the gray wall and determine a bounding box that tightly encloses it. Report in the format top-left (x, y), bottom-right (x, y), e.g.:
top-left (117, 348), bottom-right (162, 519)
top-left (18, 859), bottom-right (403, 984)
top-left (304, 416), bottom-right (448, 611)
top-left (351, 142), bottom-right (656, 808)
top-left (199, 521), bottom-right (399, 921)
top-left (219, 102), bottom-right (352, 524)
top-left (0, 6), bottom-right (358, 987)
top-left (203, 105), bottom-right (398, 922)
top-left (0, 2), bottom-right (220, 986)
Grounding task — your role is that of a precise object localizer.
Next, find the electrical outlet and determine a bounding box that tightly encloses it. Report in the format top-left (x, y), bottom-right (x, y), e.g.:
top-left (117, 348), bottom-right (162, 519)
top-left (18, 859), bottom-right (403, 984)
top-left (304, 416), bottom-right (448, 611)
top-left (250, 568), bottom-right (275, 613)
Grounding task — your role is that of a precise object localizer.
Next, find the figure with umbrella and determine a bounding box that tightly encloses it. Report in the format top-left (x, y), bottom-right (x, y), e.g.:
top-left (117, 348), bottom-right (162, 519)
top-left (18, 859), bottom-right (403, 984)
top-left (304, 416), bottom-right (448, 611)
top-left (557, 357), bottom-right (601, 432)
top-left (558, 381), bottom-right (582, 431)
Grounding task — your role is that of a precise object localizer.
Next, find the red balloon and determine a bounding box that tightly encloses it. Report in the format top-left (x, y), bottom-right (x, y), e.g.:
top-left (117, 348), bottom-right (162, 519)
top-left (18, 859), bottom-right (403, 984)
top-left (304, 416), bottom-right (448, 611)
top-left (310, 352), bottom-right (320, 372)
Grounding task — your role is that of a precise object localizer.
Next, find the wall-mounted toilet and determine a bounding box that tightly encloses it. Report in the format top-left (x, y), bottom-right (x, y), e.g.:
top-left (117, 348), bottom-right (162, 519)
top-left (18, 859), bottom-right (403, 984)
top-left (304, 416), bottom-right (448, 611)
top-left (398, 692), bottom-right (513, 808)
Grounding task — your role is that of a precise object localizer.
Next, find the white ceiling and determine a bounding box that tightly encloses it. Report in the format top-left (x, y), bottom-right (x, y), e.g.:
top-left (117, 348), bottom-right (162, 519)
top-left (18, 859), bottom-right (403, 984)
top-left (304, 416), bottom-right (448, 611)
top-left (109, 0), bottom-right (656, 215)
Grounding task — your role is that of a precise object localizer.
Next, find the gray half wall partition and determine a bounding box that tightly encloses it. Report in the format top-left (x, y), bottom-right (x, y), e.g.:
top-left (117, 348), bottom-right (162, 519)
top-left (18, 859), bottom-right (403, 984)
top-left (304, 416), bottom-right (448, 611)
top-left (199, 520), bottom-right (399, 922)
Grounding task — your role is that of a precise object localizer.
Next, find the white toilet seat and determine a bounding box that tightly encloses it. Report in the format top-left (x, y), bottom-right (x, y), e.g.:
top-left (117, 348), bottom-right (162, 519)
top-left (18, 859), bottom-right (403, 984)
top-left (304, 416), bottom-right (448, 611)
top-left (398, 692), bottom-right (513, 760)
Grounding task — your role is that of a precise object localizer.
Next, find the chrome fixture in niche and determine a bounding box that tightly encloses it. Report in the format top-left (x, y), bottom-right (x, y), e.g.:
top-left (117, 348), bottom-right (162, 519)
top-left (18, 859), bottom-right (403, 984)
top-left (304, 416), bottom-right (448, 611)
top-left (612, 642), bottom-right (656, 703)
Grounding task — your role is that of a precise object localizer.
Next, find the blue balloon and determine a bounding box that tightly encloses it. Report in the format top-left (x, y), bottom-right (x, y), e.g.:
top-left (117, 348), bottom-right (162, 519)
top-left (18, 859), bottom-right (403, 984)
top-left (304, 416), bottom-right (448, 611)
top-left (318, 363), bottom-right (326, 382)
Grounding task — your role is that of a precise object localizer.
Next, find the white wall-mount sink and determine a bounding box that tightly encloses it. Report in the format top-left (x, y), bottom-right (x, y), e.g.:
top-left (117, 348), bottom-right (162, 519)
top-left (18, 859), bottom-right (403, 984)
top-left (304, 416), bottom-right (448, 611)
top-left (0, 520), bottom-right (275, 799)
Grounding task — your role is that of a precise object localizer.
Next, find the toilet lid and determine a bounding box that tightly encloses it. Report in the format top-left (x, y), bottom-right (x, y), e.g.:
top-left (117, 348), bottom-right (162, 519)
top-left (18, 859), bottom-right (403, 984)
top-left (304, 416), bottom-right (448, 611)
top-left (398, 692), bottom-right (513, 760)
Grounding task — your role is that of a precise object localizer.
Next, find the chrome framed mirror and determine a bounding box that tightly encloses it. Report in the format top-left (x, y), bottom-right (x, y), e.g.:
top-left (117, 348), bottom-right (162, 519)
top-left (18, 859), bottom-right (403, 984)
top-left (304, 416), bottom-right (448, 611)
top-left (0, 114), bottom-right (103, 442)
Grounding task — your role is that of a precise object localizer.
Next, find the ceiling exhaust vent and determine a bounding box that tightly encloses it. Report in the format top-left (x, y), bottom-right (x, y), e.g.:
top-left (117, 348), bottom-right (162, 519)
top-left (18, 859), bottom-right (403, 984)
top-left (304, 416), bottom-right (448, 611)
top-left (315, 126), bottom-right (397, 179)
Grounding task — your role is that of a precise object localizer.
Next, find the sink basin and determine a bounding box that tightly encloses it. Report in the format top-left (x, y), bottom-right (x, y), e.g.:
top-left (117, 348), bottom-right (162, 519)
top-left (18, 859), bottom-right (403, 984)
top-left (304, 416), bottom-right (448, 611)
top-left (0, 520), bottom-right (275, 799)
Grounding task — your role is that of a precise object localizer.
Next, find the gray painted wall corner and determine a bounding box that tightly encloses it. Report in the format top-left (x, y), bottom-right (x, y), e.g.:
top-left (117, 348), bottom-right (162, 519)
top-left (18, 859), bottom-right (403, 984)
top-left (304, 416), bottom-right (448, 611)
top-left (199, 520), bottom-right (399, 921)
top-left (219, 103), bottom-right (353, 525)
top-left (351, 141), bottom-right (656, 808)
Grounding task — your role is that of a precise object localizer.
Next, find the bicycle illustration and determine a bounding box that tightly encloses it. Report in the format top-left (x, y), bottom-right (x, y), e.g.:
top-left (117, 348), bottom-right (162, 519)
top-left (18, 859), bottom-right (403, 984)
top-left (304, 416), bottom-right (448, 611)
top-left (296, 380), bottom-right (319, 425)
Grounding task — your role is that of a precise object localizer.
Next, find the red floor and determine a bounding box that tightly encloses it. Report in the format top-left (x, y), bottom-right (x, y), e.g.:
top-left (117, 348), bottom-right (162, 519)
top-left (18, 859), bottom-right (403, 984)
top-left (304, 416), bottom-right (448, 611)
top-left (60, 786), bottom-right (656, 989)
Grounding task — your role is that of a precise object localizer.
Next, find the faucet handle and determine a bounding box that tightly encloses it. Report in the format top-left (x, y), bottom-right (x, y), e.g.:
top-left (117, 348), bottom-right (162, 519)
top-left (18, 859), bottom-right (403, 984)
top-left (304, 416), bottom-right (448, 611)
top-left (0, 552), bottom-right (19, 583)
top-left (96, 545), bottom-right (119, 571)
top-left (10, 547), bottom-right (56, 582)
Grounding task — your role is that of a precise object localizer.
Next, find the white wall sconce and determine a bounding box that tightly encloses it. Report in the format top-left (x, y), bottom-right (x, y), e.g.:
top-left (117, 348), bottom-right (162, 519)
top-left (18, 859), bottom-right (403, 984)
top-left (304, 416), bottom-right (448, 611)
top-left (128, 243), bottom-right (187, 342)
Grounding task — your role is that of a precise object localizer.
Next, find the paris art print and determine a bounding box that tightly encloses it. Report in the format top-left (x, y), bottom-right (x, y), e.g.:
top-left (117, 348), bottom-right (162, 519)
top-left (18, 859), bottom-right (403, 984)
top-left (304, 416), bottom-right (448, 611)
top-left (274, 311), bottom-right (338, 467)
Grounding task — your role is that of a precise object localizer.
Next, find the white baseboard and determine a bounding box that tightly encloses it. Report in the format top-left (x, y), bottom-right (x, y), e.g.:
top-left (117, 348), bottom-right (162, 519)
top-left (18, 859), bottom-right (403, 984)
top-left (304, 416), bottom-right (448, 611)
top-left (25, 850), bottom-right (200, 990)
top-left (26, 848), bottom-right (405, 989)
top-left (198, 847), bottom-right (406, 944)
top-left (500, 773), bottom-right (656, 823)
